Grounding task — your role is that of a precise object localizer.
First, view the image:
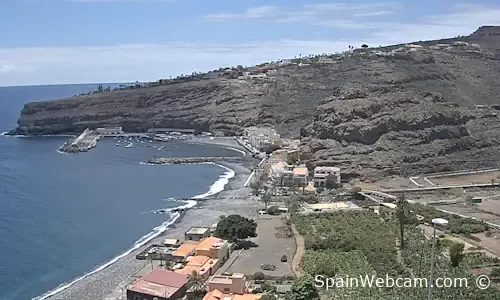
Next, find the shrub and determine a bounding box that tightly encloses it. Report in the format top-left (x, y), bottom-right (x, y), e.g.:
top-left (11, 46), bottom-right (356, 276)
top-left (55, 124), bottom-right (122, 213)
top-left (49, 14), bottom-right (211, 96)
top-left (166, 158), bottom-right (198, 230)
top-left (261, 282), bottom-right (277, 292)
top-left (491, 268), bottom-right (500, 278)
top-left (267, 206), bottom-right (281, 215)
top-left (254, 272), bottom-right (265, 280)
top-left (281, 255), bottom-right (288, 262)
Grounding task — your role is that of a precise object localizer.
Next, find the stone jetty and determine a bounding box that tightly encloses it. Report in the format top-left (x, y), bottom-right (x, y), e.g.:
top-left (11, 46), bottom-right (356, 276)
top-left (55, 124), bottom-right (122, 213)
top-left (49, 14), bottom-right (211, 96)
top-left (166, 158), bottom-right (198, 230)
top-left (59, 129), bottom-right (100, 153)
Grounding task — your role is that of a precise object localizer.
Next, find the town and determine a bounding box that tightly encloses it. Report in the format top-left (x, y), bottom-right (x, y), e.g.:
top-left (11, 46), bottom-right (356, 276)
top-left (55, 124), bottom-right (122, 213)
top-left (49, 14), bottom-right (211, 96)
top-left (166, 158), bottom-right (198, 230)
top-left (105, 124), bottom-right (500, 300)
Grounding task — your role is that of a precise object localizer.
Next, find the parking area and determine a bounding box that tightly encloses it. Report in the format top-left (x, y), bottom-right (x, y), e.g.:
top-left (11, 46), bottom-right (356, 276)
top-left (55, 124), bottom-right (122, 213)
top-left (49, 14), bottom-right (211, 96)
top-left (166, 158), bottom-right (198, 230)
top-left (224, 215), bottom-right (296, 277)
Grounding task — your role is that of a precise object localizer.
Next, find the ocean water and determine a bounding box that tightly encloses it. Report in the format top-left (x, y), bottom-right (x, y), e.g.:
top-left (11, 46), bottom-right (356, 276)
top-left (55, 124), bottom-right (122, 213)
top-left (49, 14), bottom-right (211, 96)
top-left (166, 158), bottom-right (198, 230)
top-left (0, 85), bottom-right (239, 300)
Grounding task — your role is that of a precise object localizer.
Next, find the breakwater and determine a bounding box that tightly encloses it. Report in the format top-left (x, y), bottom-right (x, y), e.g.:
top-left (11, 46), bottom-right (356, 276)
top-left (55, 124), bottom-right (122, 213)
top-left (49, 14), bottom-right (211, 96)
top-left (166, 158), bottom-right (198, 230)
top-left (147, 156), bottom-right (241, 165)
top-left (59, 129), bottom-right (100, 153)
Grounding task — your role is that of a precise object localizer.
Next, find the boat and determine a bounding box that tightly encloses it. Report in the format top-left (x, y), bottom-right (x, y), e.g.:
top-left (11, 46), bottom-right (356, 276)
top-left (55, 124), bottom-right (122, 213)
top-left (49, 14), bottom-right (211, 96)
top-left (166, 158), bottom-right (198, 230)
top-left (116, 143), bottom-right (120, 146)
top-left (126, 143), bottom-right (133, 148)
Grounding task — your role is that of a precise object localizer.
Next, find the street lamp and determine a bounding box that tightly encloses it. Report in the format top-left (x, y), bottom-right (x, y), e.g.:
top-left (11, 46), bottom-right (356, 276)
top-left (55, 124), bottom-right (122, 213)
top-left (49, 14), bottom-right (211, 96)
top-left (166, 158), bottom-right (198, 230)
top-left (428, 218), bottom-right (448, 300)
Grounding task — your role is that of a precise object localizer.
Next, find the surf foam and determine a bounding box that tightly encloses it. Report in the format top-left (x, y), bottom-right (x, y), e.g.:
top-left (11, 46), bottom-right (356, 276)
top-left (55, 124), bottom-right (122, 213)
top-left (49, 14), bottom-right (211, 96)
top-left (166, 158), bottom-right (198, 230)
top-left (33, 161), bottom-right (235, 300)
top-left (33, 211), bottom-right (181, 300)
top-left (192, 163), bottom-right (235, 199)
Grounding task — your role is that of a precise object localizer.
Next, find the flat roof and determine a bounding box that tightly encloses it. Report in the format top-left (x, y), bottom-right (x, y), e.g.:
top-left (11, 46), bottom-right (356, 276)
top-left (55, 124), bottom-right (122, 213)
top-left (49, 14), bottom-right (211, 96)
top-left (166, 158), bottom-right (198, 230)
top-left (293, 167), bottom-right (308, 176)
top-left (186, 227), bottom-right (210, 235)
top-left (196, 237), bottom-right (227, 250)
top-left (128, 279), bottom-right (180, 298)
top-left (164, 238), bottom-right (179, 245)
top-left (309, 202), bottom-right (349, 210)
top-left (186, 255), bottom-right (210, 267)
top-left (172, 243), bottom-right (198, 257)
top-left (380, 203), bottom-right (397, 209)
top-left (314, 166), bottom-right (340, 172)
top-left (128, 269), bottom-right (188, 297)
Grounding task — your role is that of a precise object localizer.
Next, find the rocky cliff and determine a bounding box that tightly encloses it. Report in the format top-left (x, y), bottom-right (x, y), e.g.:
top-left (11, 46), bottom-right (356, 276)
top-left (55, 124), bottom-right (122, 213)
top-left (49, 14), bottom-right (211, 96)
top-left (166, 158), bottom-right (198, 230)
top-left (11, 26), bottom-right (500, 179)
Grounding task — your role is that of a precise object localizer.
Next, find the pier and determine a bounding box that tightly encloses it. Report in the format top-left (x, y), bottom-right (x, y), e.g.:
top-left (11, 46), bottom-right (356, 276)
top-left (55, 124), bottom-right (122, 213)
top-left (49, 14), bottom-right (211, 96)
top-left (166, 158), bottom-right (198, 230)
top-left (59, 129), bottom-right (100, 153)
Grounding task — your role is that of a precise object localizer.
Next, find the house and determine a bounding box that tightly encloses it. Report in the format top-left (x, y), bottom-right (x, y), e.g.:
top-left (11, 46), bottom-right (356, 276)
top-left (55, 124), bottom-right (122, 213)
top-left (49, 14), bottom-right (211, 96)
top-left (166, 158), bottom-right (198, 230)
top-left (175, 255), bottom-right (218, 280)
top-left (164, 239), bottom-right (180, 248)
top-left (406, 44), bottom-right (423, 49)
top-left (127, 269), bottom-right (188, 300)
top-left (171, 242), bottom-right (198, 262)
top-left (185, 227), bottom-right (211, 241)
top-left (203, 289), bottom-right (261, 300)
top-left (391, 47), bottom-right (408, 56)
top-left (195, 236), bottom-right (230, 261)
top-left (279, 59), bottom-right (291, 66)
top-left (435, 44), bottom-right (449, 48)
top-left (96, 127), bottom-right (123, 135)
top-left (453, 41), bottom-right (469, 46)
top-left (269, 161), bottom-right (293, 185)
top-left (318, 57), bottom-right (335, 64)
top-left (313, 166), bottom-right (341, 187)
top-left (207, 273), bottom-right (249, 294)
top-left (238, 72), bottom-right (250, 80)
top-left (266, 69), bottom-right (277, 76)
top-left (249, 73), bottom-right (267, 79)
top-left (293, 166), bottom-right (309, 186)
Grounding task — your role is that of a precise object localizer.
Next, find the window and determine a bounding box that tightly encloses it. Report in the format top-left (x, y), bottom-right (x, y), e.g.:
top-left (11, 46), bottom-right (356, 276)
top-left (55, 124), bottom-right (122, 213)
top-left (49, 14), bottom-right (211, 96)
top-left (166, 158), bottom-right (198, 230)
top-left (224, 288), bottom-right (230, 292)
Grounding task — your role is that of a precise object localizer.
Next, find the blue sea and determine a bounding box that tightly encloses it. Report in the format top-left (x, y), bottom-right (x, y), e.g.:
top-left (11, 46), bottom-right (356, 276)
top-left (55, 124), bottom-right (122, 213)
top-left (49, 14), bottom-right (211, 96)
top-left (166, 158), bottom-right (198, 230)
top-left (0, 84), bottom-right (239, 300)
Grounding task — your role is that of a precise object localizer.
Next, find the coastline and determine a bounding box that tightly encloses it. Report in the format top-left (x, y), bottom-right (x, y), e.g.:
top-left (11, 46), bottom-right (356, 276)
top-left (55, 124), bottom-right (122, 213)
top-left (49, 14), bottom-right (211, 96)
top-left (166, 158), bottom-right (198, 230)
top-left (35, 138), bottom-right (259, 300)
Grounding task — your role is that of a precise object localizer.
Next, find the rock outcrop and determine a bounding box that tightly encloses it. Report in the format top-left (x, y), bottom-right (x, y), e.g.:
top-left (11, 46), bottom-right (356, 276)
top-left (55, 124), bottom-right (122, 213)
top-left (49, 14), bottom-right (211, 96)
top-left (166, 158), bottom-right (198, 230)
top-left (10, 26), bottom-right (500, 180)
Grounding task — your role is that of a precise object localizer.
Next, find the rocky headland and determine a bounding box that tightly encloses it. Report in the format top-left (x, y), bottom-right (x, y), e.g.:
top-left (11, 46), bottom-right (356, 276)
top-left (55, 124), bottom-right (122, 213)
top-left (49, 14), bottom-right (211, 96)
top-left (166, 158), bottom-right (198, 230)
top-left (10, 26), bottom-right (500, 181)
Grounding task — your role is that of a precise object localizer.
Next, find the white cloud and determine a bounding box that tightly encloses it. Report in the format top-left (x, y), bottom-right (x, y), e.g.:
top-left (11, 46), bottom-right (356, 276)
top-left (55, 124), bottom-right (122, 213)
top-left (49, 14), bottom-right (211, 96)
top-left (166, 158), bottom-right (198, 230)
top-left (2, 2), bottom-right (500, 86)
top-left (0, 40), bottom-right (356, 86)
top-left (204, 2), bottom-right (400, 22)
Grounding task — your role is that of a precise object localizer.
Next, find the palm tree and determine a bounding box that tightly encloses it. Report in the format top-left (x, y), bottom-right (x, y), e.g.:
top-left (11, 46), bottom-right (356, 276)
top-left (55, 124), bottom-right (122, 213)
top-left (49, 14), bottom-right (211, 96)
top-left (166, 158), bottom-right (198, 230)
top-left (261, 192), bottom-right (271, 210)
top-left (396, 193), bottom-right (407, 249)
top-left (188, 271), bottom-right (206, 300)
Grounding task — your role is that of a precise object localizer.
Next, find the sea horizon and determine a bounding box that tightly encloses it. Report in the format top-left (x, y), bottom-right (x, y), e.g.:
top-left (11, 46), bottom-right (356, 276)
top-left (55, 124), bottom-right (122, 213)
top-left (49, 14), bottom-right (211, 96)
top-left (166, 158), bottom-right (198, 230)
top-left (0, 84), bottom-right (244, 300)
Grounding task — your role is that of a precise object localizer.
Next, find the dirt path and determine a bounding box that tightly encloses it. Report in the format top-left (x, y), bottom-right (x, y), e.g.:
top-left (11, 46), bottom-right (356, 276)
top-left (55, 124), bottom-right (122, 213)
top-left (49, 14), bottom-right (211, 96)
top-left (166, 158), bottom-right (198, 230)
top-left (291, 224), bottom-right (304, 278)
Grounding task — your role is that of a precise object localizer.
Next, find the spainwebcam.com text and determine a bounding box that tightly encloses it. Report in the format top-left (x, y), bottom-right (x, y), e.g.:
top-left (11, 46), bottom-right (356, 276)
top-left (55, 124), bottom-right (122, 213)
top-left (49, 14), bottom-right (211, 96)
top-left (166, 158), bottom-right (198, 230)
top-left (315, 274), bottom-right (491, 290)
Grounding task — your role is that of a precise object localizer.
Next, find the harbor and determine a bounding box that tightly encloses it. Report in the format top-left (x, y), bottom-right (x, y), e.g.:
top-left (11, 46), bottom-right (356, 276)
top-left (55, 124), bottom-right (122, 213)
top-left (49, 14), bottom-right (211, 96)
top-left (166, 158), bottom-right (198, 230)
top-left (59, 127), bottom-right (195, 153)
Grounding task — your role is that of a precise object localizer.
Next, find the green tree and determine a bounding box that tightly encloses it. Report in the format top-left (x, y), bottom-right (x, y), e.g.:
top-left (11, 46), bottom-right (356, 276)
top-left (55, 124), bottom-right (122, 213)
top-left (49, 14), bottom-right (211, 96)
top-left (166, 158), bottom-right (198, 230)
top-left (187, 271), bottom-right (206, 300)
top-left (290, 274), bottom-right (319, 300)
top-left (490, 267), bottom-right (500, 278)
top-left (287, 155), bottom-right (298, 166)
top-left (260, 294), bottom-right (276, 300)
top-left (264, 144), bottom-right (281, 154)
top-left (214, 214), bottom-right (257, 242)
top-left (449, 242), bottom-right (465, 267)
top-left (324, 174), bottom-right (340, 190)
top-left (261, 192), bottom-right (272, 210)
top-left (250, 181), bottom-right (262, 196)
top-left (396, 193), bottom-right (407, 249)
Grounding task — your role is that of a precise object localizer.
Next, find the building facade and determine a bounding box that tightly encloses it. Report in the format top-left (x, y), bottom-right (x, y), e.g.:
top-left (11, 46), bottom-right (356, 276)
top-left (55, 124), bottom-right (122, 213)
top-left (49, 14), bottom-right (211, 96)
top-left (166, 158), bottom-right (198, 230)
top-left (313, 166), bottom-right (341, 187)
top-left (207, 273), bottom-right (248, 294)
top-left (127, 269), bottom-right (188, 300)
top-left (185, 227), bottom-right (210, 241)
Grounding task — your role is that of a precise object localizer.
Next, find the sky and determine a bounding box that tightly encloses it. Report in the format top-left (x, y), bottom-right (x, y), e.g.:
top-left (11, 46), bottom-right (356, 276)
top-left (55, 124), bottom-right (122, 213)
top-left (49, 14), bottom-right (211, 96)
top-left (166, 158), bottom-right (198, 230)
top-left (1, 0), bottom-right (500, 86)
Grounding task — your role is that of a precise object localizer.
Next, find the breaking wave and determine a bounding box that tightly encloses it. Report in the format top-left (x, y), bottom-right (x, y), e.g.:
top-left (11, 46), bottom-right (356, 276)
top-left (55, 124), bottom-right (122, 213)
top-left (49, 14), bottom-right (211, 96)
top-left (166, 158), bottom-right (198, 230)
top-left (33, 161), bottom-right (235, 300)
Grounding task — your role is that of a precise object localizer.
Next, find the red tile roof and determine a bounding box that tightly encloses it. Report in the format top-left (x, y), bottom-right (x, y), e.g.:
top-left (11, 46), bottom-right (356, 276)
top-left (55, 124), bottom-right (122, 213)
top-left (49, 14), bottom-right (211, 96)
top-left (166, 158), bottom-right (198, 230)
top-left (141, 269), bottom-right (188, 288)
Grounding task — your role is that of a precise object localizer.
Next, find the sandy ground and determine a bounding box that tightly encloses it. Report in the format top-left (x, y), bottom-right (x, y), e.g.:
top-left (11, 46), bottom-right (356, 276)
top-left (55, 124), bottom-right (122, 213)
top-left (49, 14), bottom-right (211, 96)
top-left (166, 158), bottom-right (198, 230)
top-left (43, 139), bottom-right (260, 300)
top-left (429, 171), bottom-right (500, 186)
top-left (224, 215), bottom-right (295, 278)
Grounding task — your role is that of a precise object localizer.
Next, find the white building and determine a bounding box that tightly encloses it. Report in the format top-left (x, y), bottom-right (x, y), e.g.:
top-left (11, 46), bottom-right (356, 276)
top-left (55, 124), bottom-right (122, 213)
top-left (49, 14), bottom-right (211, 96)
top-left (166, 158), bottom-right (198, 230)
top-left (269, 161), bottom-right (293, 185)
top-left (313, 166), bottom-right (341, 187)
top-left (391, 47), bottom-right (408, 56)
top-left (96, 126), bottom-right (123, 135)
top-left (279, 59), bottom-right (291, 66)
top-left (293, 166), bottom-right (309, 186)
top-left (318, 57), bottom-right (335, 64)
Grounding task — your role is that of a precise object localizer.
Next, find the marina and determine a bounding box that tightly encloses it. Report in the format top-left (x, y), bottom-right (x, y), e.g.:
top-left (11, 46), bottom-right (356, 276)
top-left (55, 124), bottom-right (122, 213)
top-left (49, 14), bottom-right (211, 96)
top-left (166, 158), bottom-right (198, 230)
top-left (59, 127), bottom-right (195, 153)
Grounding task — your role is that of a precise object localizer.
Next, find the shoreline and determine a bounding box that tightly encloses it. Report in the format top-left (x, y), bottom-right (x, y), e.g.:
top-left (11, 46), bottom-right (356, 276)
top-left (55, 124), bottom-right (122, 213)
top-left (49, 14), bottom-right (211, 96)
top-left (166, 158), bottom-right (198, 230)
top-left (34, 138), bottom-right (259, 300)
